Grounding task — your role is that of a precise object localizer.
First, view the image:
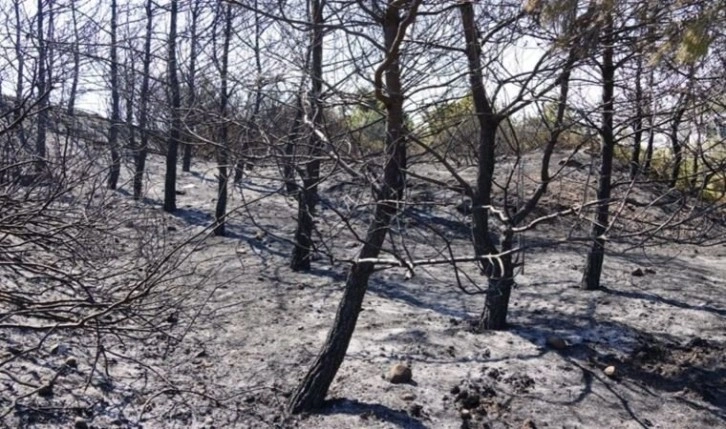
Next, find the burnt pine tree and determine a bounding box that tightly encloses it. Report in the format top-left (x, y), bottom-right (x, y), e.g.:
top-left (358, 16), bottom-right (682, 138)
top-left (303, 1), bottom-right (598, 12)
top-left (134, 0), bottom-right (153, 201)
top-left (213, 3), bottom-right (233, 236)
top-left (108, 0), bottom-right (121, 189)
top-left (164, 0), bottom-right (182, 212)
top-left (458, 1), bottom-right (508, 329)
top-left (287, 0), bottom-right (421, 413)
top-left (290, 0), bottom-right (325, 272)
top-left (35, 0), bottom-right (48, 172)
top-left (182, 1), bottom-right (202, 173)
top-left (459, 0), bottom-right (582, 329)
top-left (581, 6), bottom-right (616, 290)
top-left (14, 0), bottom-right (27, 151)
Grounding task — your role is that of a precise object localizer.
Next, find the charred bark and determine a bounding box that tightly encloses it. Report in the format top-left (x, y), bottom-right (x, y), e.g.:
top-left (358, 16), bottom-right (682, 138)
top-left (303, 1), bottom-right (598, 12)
top-left (182, 2), bottom-right (201, 173)
top-left (133, 0), bottom-right (153, 200)
top-left (108, 0), bottom-right (121, 189)
top-left (214, 3), bottom-right (233, 236)
top-left (291, 0), bottom-right (325, 272)
top-left (164, 0), bottom-right (182, 212)
top-left (581, 11), bottom-right (615, 291)
top-left (287, 0), bottom-right (419, 413)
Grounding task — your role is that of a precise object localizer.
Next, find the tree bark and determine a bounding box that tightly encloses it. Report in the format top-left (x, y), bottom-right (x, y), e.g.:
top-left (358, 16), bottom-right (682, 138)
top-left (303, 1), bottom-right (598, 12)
top-left (164, 0), bottom-right (182, 212)
top-left (133, 0), bottom-right (153, 200)
top-left (67, 0), bottom-right (80, 117)
top-left (581, 10), bottom-right (615, 291)
top-left (287, 0), bottom-right (419, 413)
top-left (182, 2), bottom-right (201, 173)
top-left (108, 0), bottom-right (121, 189)
top-left (291, 0), bottom-right (325, 272)
top-left (214, 3), bottom-right (233, 236)
top-left (630, 56), bottom-right (643, 179)
top-left (283, 96), bottom-right (304, 194)
top-left (35, 0), bottom-right (48, 172)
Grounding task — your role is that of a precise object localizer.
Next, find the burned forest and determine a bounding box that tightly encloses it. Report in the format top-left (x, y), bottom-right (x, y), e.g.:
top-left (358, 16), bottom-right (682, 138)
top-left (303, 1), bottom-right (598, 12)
top-left (1, 1), bottom-right (725, 428)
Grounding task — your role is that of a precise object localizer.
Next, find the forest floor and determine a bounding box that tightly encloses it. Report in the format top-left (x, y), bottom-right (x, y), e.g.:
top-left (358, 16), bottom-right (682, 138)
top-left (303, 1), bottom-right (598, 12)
top-left (2, 147), bottom-right (725, 429)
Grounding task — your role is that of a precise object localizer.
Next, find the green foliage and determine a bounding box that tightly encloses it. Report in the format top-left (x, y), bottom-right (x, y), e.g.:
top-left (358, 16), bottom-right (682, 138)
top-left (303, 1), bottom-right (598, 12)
top-left (676, 18), bottom-right (712, 64)
top-left (345, 97), bottom-right (387, 153)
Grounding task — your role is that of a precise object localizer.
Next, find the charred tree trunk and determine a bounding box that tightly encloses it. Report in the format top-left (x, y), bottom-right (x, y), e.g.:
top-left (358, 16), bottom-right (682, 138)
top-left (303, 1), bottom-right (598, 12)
top-left (182, 2), bottom-right (201, 173)
top-left (133, 0), bottom-right (153, 200)
top-left (13, 0), bottom-right (27, 153)
top-left (283, 96), bottom-right (304, 194)
top-left (108, 0), bottom-right (121, 189)
top-left (458, 1), bottom-right (512, 330)
top-left (287, 0), bottom-right (419, 413)
top-left (669, 104), bottom-right (687, 189)
top-left (630, 56), bottom-right (643, 179)
top-left (164, 0), bottom-right (181, 212)
top-left (235, 0), bottom-right (263, 183)
top-left (67, 1), bottom-right (80, 117)
top-left (124, 56), bottom-right (136, 162)
top-left (581, 11), bottom-right (615, 291)
top-left (214, 3), bottom-right (233, 236)
top-left (35, 0), bottom-right (48, 172)
top-left (291, 0), bottom-right (325, 272)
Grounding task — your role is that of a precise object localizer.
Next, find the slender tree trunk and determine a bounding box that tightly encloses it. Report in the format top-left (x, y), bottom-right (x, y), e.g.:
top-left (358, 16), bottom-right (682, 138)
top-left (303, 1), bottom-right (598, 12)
top-left (287, 0), bottom-right (419, 413)
top-left (35, 0), bottom-right (48, 172)
top-left (164, 0), bottom-right (181, 212)
top-left (630, 56), bottom-right (643, 179)
top-left (182, 2), bottom-right (201, 173)
top-left (643, 92), bottom-right (655, 175)
top-left (458, 1), bottom-right (513, 330)
top-left (581, 11), bottom-right (615, 291)
top-left (107, 0), bottom-right (121, 189)
top-left (125, 57), bottom-right (136, 162)
top-left (214, 3), bottom-right (233, 236)
top-left (291, 0), bottom-right (325, 271)
top-left (134, 0), bottom-right (153, 200)
top-left (669, 106), bottom-right (686, 188)
top-left (283, 96), bottom-right (304, 193)
top-left (13, 0), bottom-right (27, 157)
top-left (235, 0), bottom-right (263, 183)
top-left (67, 0), bottom-right (80, 117)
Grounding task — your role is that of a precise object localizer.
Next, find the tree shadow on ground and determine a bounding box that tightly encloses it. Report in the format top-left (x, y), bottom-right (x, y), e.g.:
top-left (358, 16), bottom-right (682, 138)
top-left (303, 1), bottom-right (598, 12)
top-left (512, 309), bottom-right (726, 422)
top-left (601, 284), bottom-right (726, 317)
top-left (322, 398), bottom-right (428, 429)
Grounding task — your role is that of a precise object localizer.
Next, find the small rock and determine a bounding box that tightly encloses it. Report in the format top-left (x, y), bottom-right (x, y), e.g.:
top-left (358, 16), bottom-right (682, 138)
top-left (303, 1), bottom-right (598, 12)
top-left (644, 268), bottom-right (656, 275)
top-left (631, 268), bottom-right (644, 277)
top-left (451, 385), bottom-right (461, 395)
top-left (244, 395), bottom-right (256, 404)
top-left (603, 366), bottom-right (616, 377)
top-left (546, 335), bottom-right (567, 350)
top-left (521, 419), bottom-right (537, 429)
top-left (401, 392), bottom-right (417, 401)
top-left (387, 362), bottom-right (412, 384)
top-left (461, 393), bottom-right (481, 410)
top-left (74, 418), bottom-right (89, 429)
top-left (255, 230), bottom-right (266, 240)
top-left (409, 403), bottom-right (423, 417)
top-left (460, 408), bottom-right (472, 420)
top-left (50, 343), bottom-right (64, 355)
top-left (167, 226), bottom-right (178, 232)
top-left (65, 357), bottom-right (78, 368)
